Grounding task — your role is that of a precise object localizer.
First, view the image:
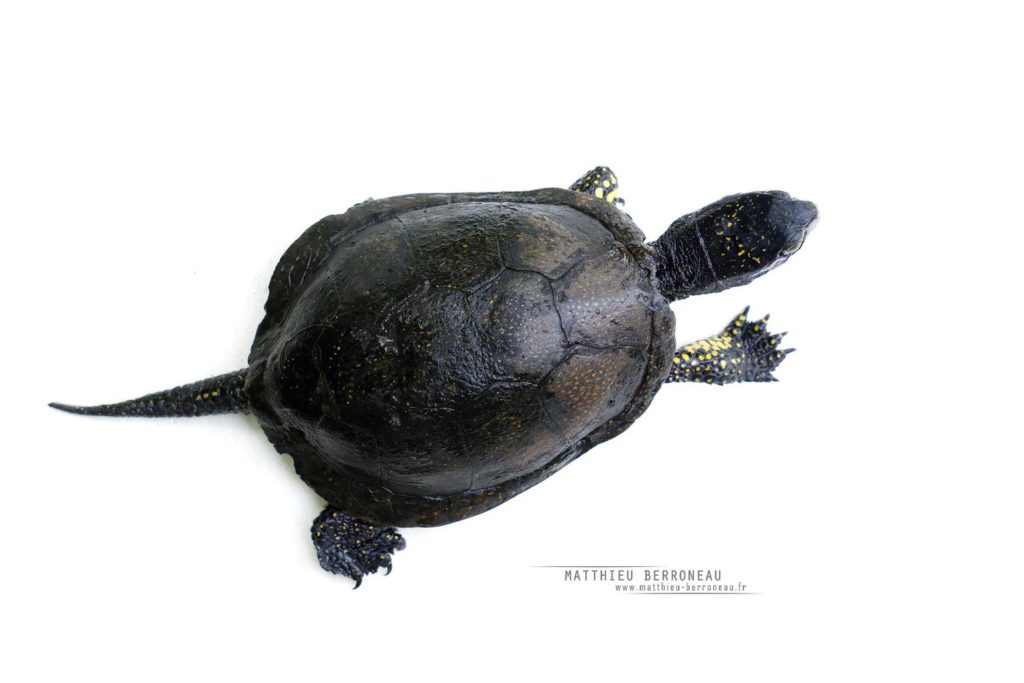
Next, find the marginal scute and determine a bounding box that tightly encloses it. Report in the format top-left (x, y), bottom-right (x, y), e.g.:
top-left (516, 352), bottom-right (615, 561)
top-left (246, 188), bottom-right (676, 527)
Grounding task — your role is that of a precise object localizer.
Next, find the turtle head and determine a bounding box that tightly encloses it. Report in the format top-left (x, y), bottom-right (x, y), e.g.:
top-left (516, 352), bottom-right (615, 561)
top-left (651, 191), bottom-right (817, 301)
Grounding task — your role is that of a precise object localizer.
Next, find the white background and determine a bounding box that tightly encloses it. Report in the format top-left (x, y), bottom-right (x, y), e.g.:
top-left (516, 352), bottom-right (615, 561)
top-left (2, 1), bottom-right (1021, 680)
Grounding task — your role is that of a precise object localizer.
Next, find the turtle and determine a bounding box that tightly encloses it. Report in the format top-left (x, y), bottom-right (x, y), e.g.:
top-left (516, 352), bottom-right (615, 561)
top-left (51, 166), bottom-right (817, 587)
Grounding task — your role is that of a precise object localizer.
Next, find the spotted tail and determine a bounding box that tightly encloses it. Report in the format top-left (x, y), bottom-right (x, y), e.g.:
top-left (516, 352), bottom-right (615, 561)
top-left (49, 369), bottom-right (249, 417)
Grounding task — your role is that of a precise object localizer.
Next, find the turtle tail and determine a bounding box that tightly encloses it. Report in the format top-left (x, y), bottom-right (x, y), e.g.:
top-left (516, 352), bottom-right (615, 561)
top-left (49, 369), bottom-right (250, 418)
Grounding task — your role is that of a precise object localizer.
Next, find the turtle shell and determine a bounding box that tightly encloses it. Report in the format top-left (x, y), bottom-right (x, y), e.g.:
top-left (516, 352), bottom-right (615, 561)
top-left (246, 188), bottom-right (675, 526)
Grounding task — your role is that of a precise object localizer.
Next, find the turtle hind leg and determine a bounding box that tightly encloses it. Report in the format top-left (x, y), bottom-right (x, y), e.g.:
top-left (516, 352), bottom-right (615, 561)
top-left (569, 165), bottom-right (624, 207)
top-left (666, 307), bottom-right (794, 385)
top-left (311, 507), bottom-right (406, 588)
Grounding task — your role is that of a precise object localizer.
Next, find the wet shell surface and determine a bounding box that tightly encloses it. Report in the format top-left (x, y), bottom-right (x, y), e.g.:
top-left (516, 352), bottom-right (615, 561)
top-left (246, 188), bottom-right (675, 526)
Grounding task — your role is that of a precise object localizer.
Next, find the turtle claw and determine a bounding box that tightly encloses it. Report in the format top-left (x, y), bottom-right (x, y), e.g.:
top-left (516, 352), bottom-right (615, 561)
top-left (311, 507), bottom-right (406, 587)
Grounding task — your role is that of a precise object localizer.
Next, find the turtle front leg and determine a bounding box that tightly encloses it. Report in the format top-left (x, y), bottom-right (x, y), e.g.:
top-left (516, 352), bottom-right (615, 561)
top-left (569, 165), bottom-right (624, 206)
top-left (666, 308), bottom-right (793, 385)
top-left (311, 506), bottom-right (406, 587)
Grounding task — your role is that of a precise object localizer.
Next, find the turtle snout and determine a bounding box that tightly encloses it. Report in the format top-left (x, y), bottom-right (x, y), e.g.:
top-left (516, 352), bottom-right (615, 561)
top-left (769, 195), bottom-right (818, 256)
top-left (788, 199), bottom-right (819, 232)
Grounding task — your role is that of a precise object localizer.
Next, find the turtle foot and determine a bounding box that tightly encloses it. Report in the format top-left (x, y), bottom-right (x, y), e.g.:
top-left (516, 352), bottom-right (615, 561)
top-left (569, 165), bottom-right (625, 207)
top-left (666, 307), bottom-right (794, 384)
top-left (311, 507), bottom-right (406, 588)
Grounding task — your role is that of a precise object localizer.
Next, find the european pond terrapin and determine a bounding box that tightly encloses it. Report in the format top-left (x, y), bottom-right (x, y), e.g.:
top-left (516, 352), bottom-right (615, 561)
top-left (52, 167), bottom-right (817, 586)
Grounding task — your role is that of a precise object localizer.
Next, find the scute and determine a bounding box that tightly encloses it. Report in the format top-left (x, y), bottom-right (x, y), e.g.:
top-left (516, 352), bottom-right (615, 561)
top-left (496, 203), bottom-right (614, 278)
top-left (400, 203), bottom-right (504, 291)
top-left (471, 270), bottom-right (568, 381)
top-left (450, 383), bottom-right (568, 489)
top-left (247, 188), bottom-right (676, 526)
top-left (542, 346), bottom-right (647, 445)
top-left (554, 243), bottom-right (656, 348)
